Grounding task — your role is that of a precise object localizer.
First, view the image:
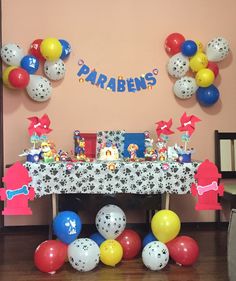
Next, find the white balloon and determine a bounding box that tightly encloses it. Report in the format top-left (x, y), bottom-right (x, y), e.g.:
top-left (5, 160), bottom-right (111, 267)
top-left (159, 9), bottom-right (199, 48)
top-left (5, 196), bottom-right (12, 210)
top-left (206, 37), bottom-right (230, 62)
top-left (68, 238), bottom-right (100, 272)
top-left (44, 59), bottom-right (66, 80)
top-left (1, 43), bottom-right (24, 66)
top-left (95, 204), bottom-right (126, 239)
top-left (26, 75), bottom-right (52, 102)
top-left (142, 241), bottom-right (169, 271)
top-left (173, 76), bottom-right (198, 99)
top-left (167, 53), bottom-right (189, 78)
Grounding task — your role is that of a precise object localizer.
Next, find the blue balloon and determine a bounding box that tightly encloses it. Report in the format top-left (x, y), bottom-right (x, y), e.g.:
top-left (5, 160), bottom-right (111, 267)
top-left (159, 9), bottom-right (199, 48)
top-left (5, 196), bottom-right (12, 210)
top-left (20, 55), bottom-right (39, 74)
top-left (53, 211), bottom-right (82, 244)
top-left (59, 39), bottom-right (71, 60)
top-left (196, 85), bottom-right (220, 107)
top-left (181, 40), bottom-right (197, 57)
top-left (90, 232), bottom-right (106, 246)
top-left (142, 232), bottom-right (157, 248)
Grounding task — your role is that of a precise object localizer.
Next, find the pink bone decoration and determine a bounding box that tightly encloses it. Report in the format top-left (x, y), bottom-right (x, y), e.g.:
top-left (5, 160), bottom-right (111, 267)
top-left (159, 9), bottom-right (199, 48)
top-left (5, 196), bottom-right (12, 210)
top-left (197, 181), bottom-right (218, 195)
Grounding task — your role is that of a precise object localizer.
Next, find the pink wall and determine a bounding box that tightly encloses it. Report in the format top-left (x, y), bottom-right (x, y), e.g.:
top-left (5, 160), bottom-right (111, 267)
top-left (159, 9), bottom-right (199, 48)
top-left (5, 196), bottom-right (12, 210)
top-left (2, 0), bottom-right (236, 225)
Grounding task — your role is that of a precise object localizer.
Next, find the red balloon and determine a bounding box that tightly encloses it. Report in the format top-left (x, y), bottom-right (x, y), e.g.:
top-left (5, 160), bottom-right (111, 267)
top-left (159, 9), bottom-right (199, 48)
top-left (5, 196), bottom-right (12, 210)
top-left (116, 229), bottom-right (141, 260)
top-left (29, 39), bottom-right (45, 61)
top-left (166, 236), bottom-right (199, 266)
top-left (165, 33), bottom-right (185, 56)
top-left (8, 67), bottom-right (30, 89)
top-left (207, 61), bottom-right (219, 78)
top-left (34, 240), bottom-right (67, 273)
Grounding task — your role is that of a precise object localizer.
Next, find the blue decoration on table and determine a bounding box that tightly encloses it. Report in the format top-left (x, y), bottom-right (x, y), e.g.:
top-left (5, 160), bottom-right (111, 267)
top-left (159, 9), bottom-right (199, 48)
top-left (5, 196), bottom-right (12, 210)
top-left (123, 133), bottom-right (145, 158)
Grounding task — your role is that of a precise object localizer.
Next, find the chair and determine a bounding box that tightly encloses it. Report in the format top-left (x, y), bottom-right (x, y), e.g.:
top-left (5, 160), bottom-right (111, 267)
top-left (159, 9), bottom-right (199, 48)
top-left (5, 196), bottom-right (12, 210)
top-left (228, 209), bottom-right (236, 281)
top-left (214, 130), bottom-right (236, 222)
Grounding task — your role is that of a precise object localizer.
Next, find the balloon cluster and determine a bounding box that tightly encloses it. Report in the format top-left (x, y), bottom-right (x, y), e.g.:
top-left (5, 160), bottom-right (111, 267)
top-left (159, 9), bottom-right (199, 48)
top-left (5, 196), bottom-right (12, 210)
top-left (142, 209), bottom-right (199, 270)
top-left (1, 38), bottom-right (71, 102)
top-left (165, 33), bottom-right (230, 107)
top-left (34, 207), bottom-right (199, 274)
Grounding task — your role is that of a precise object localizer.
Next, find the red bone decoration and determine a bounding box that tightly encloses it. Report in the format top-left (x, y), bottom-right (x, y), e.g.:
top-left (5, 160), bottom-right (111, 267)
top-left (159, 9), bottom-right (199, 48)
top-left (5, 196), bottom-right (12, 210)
top-left (191, 159), bottom-right (224, 210)
top-left (0, 162), bottom-right (35, 215)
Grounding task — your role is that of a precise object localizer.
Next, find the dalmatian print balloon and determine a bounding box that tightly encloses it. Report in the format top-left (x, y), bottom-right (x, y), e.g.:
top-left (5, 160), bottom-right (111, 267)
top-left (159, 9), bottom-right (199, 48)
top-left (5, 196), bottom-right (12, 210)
top-left (1, 43), bottom-right (24, 66)
top-left (206, 37), bottom-right (230, 62)
top-left (167, 53), bottom-right (189, 78)
top-left (173, 76), bottom-right (198, 99)
top-left (142, 241), bottom-right (169, 271)
top-left (44, 59), bottom-right (66, 80)
top-left (68, 238), bottom-right (100, 272)
top-left (95, 204), bottom-right (126, 239)
top-left (26, 75), bottom-right (52, 102)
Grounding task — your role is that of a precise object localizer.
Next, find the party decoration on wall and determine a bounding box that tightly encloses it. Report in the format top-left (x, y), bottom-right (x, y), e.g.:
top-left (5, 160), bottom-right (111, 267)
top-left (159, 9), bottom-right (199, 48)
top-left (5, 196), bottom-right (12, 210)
top-left (1, 37), bottom-right (71, 102)
top-left (77, 60), bottom-right (158, 93)
top-left (155, 118), bottom-right (174, 161)
top-left (176, 112), bottom-right (201, 163)
top-left (0, 162), bottom-right (35, 215)
top-left (165, 33), bottom-right (230, 107)
top-left (191, 159), bottom-right (224, 210)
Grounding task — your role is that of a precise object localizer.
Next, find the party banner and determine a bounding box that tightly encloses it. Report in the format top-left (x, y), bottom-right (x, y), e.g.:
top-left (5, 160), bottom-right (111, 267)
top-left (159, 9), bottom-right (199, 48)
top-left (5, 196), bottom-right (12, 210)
top-left (77, 60), bottom-right (158, 93)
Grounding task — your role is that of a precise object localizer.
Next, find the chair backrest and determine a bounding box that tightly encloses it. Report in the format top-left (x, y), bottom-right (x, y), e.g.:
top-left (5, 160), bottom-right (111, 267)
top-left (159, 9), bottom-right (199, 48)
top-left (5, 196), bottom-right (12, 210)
top-left (215, 130), bottom-right (236, 178)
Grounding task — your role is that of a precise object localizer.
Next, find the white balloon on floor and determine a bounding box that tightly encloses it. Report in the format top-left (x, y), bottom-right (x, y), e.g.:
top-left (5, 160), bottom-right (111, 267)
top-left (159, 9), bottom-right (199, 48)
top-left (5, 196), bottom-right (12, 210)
top-left (142, 241), bottom-right (169, 271)
top-left (68, 238), bottom-right (100, 272)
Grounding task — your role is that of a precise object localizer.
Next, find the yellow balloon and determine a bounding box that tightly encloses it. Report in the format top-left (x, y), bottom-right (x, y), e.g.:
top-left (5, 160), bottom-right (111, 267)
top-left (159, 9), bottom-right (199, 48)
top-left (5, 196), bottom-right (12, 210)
top-left (195, 68), bottom-right (215, 87)
top-left (100, 240), bottom-right (123, 267)
top-left (2, 66), bottom-right (17, 89)
top-left (40, 38), bottom-right (62, 61)
top-left (189, 52), bottom-right (208, 72)
top-left (151, 210), bottom-right (181, 243)
top-left (194, 39), bottom-right (204, 53)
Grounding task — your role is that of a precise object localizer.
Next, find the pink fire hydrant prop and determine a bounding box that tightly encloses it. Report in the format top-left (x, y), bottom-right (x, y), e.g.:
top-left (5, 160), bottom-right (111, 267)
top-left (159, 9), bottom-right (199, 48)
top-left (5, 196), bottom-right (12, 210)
top-left (0, 162), bottom-right (35, 215)
top-left (191, 159), bottom-right (224, 210)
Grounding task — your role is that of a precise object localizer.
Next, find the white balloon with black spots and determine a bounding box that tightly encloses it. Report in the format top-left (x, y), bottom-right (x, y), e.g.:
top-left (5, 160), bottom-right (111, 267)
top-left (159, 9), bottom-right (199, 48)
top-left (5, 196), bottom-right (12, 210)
top-left (1, 43), bottom-right (24, 66)
top-left (26, 75), bottom-right (52, 102)
top-left (167, 53), bottom-right (189, 78)
top-left (44, 59), bottom-right (66, 81)
top-left (206, 37), bottom-right (230, 62)
top-left (142, 241), bottom-right (169, 271)
top-left (95, 204), bottom-right (126, 239)
top-left (68, 238), bottom-right (100, 272)
top-left (173, 76), bottom-right (198, 99)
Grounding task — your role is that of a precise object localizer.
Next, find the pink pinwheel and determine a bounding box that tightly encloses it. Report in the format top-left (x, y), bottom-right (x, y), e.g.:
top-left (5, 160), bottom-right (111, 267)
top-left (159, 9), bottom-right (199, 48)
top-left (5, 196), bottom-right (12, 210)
top-left (155, 118), bottom-right (174, 137)
top-left (28, 114), bottom-right (52, 136)
top-left (177, 112), bottom-right (201, 136)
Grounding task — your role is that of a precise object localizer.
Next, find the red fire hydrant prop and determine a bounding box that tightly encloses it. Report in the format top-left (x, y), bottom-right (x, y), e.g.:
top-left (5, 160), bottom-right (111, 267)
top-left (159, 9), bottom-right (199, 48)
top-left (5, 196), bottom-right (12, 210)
top-left (191, 159), bottom-right (224, 210)
top-left (0, 162), bottom-right (35, 215)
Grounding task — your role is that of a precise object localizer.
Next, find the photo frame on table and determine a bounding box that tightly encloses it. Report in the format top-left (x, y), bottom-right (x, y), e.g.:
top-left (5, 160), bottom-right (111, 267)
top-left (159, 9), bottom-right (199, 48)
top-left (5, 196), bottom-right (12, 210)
top-left (123, 133), bottom-right (146, 158)
top-left (74, 131), bottom-right (97, 159)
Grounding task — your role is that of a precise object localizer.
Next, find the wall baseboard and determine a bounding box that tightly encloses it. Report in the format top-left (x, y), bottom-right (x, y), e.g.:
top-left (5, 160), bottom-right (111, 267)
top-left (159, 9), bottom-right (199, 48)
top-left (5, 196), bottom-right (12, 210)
top-left (0, 222), bottom-right (228, 235)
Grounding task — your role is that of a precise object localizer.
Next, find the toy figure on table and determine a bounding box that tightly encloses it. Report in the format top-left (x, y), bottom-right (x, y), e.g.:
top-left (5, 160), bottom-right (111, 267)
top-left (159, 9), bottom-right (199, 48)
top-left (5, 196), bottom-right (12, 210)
top-left (155, 118), bottom-right (174, 161)
top-left (144, 131), bottom-right (157, 161)
top-left (127, 144), bottom-right (139, 161)
top-left (177, 112), bottom-right (201, 163)
top-left (74, 131), bottom-right (90, 161)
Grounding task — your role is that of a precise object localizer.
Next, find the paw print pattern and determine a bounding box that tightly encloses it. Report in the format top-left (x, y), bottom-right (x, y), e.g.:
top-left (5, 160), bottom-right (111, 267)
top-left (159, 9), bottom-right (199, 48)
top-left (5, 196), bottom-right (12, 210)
top-left (24, 161), bottom-right (199, 196)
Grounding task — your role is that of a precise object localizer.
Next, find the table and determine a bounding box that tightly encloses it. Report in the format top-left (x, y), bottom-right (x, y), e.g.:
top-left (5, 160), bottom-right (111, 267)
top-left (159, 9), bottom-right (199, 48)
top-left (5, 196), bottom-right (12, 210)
top-left (25, 160), bottom-right (199, 215)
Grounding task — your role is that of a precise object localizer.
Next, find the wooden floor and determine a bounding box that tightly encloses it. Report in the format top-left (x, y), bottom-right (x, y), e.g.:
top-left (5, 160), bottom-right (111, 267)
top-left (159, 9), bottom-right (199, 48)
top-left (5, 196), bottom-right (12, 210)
top-left (0, 227), bottom-right (228, 281)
